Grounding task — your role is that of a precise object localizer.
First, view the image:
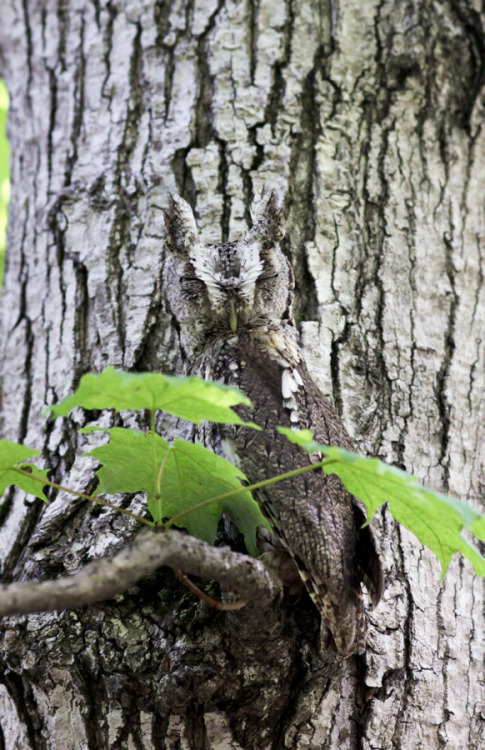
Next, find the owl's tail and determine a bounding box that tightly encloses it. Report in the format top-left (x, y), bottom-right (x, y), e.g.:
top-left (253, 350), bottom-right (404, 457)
top-left (322, 594), bottom-right (367, 657)
top-left (298, 565), bottom-right (367, 657)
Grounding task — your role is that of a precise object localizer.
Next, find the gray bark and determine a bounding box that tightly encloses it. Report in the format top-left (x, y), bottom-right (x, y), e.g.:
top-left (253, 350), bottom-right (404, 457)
top-left (0, 0), bottom-right (483, 748)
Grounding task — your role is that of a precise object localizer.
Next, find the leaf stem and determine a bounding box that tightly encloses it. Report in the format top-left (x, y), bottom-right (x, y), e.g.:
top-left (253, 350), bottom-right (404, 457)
top-left (156, 448), bottom-right (170, 497)
top-left (153, 450), bottom-right (170, 524)
top-left (165, 460), bottom-right (324, 528)
top-left (10, 467), bottom-right (154, 528)
top-left (150, 407), bottom-right (157, 487)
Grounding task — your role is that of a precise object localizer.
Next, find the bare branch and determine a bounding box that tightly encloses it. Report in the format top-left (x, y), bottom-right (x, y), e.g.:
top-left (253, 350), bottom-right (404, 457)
top-left (0, 529), bottom-right (282, 618)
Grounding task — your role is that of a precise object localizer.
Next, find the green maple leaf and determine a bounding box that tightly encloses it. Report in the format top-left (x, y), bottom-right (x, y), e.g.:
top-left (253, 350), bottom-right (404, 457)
top-left (83, 428), bottom-right (269, 556)
top-left (0, 440), bottom-right (49, 501)
top-left (46, 367), bottom-right (259, 427)
top-left (278, 427), bottom-right (485, 578)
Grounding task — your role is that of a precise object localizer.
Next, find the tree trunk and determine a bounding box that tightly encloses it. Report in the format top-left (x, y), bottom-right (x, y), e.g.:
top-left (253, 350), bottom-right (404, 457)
top-left (0, 0), bottom-right (483, 747)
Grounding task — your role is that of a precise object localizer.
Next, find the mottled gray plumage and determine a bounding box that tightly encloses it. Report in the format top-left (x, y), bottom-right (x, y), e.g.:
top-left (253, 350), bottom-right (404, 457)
top-left (162, 192), bottom-right (382, 656)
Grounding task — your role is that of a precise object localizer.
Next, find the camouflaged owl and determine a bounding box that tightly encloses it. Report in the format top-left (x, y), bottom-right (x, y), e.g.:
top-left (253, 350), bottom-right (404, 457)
top-left (162, 191), bottom-right (382, 656)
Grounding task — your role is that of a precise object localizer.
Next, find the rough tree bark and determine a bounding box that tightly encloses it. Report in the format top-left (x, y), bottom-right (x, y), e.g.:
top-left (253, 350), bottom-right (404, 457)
top-left (0, 0), bottom-right (483, 748)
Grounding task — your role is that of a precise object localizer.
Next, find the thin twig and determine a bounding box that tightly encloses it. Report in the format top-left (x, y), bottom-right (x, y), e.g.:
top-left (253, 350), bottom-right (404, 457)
top-left (173, 567), bottom-right (248, 611)
top-left (10, 467), bottom-right (154, 527)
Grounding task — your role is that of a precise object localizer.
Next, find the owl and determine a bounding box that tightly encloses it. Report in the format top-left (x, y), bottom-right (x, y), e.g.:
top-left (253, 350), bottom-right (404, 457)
top-left (162, 191), bottom-right (382, 657)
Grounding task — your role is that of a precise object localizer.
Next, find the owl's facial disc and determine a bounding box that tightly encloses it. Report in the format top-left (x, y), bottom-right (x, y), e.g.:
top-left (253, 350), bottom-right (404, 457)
top-left (188, 239), bottom-right (264, 330)
top-left (163, 192), bottom-right (293, 345)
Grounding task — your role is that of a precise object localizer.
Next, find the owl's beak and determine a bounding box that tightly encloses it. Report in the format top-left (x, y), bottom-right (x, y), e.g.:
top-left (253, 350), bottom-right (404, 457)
top-left (229, 296), bottom-right (238, 333)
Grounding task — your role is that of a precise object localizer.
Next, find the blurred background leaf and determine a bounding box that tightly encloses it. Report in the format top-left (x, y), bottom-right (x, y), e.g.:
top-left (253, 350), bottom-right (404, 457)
top-left (0, 79), bottom-right (10, 290)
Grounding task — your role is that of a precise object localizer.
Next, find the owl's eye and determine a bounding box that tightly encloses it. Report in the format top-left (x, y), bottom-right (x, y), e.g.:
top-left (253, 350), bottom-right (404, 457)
top-left (181, 276), bottom-right (205, 293)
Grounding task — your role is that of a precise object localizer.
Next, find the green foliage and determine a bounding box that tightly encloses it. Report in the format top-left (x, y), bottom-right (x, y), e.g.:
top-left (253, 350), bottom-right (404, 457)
top-left (153, 439), bottom-right (269, 556)
top-left (0, 79), bottom-right (10, 289)
top-left (0, 440), bottom-right (49, 502)
top-left (47, 367), bottom-right (259, 427)
top-left (81, 427), bottom-right (169, 505)
top-left (0, 369), bottom-right (483, 580)
top-left (278, 427), bottom-right (485, 578)
top-left (82, 426), bottom-right (268, 555)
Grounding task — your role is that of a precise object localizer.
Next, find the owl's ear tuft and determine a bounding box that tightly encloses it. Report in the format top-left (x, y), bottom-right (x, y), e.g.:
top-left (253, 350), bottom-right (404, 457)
top-left (164, 194), bottom-right (199, 256)
top-left (247, 190), bottom-right (285, 248)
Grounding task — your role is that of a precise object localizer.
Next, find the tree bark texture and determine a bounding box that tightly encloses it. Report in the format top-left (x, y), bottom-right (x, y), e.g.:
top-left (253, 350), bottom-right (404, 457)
top-left (0, 0), bottom-right (483, 748)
